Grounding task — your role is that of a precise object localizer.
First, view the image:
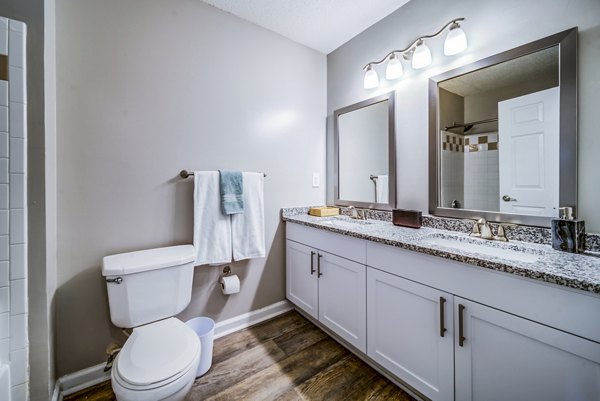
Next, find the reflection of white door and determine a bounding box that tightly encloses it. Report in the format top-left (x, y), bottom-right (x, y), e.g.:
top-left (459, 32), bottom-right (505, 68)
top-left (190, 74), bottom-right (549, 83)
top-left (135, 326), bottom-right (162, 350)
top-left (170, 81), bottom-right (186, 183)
top-left (498, 87), bottom-right (559, 216)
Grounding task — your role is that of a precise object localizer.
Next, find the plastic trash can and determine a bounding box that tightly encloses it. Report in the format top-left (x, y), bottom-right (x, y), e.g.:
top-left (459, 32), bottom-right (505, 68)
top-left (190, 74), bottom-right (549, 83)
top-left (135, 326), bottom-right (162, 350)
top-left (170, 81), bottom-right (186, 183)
top-left (186, 317), bottom-right (215, 377)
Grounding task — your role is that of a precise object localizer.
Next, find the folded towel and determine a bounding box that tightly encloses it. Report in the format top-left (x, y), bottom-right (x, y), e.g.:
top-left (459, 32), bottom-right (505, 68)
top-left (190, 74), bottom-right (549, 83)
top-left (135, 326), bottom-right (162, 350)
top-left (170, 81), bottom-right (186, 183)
top-left (219, 170), bottom-right (244, 215)
top-left (193, 171), bottom-right (232, 265)
top-left (232, 172), bottom-right (265, 261)
top-left (376, 174), bottom-right (389, 203)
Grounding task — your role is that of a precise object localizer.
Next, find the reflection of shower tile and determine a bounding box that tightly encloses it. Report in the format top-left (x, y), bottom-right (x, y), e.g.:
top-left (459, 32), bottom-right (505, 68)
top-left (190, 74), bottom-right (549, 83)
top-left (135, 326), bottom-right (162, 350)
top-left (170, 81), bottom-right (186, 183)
top-left (465, 137), bottom-right (470, 145)
top-left (478, 136), bottom-right (488, 144)
top-left (488, 142), bottom-right (498, 150)
top-left (469, 145), bottom-right (478, 152)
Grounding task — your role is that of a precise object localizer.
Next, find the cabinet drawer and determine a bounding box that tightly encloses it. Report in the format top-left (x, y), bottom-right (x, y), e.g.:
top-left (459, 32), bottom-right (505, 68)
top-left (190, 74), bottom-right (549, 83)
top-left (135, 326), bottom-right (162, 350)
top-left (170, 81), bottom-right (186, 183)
top-left (287, 223), bottom-right (366, 264)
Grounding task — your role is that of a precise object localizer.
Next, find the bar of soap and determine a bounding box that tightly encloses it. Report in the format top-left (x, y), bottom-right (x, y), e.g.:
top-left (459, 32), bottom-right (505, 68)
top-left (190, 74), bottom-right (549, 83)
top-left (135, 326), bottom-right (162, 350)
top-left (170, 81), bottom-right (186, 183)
top-left (309, 206), bottom-right (340, 217)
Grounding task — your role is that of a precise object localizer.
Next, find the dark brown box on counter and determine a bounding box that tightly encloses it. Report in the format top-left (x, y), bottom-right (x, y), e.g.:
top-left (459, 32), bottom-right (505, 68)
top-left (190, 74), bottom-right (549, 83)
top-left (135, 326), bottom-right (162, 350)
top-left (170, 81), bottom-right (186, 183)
top-left (392, 209), bottom-right (422, 228)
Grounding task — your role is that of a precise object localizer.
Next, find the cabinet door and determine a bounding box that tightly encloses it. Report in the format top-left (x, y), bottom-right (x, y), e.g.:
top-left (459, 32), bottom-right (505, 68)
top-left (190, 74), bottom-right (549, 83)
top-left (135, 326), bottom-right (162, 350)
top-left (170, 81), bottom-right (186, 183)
top-left (318, 251), bottom-right (367, 352)
top-left (455, 298), bottom-right (600, 401)
top-left (286, 240), bottom-right (318, 319)
top-left (367, 268), bottom-right (454, 401)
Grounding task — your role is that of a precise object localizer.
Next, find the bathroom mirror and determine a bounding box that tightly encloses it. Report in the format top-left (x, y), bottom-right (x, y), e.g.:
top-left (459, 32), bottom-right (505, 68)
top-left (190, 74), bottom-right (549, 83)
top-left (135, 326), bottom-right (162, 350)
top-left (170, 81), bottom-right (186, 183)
top-left (334, 92), bottom-right (396, 210)
top-left (429, 28), bottom-right (577, 227)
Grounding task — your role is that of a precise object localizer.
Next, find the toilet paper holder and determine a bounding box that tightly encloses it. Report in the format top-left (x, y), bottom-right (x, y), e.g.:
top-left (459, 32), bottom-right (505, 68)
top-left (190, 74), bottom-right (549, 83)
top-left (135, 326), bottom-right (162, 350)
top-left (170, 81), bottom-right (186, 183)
top-left (222, 266), bottom-right (232, 276)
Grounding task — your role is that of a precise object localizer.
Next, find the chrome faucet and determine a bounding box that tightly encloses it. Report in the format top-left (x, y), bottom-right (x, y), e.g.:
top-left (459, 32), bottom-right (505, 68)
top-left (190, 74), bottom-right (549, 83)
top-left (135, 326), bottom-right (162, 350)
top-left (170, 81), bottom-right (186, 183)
top-left (469, 218), bottom-right (511, 242)
top-left (470, 218), bottom-right (494, 240)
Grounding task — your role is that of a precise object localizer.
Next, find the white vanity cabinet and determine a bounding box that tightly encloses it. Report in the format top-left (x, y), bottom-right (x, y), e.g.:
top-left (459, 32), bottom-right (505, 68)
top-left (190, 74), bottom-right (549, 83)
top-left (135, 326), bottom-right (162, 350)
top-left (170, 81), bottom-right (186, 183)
top-left (285, 222), bottom-right (600, 400)
top-left (454, 298), bottom-right (600, 401)
top-left (286, 223), bottom-right (367, 352)
top-left (367, 268), bottom-right (454, 401)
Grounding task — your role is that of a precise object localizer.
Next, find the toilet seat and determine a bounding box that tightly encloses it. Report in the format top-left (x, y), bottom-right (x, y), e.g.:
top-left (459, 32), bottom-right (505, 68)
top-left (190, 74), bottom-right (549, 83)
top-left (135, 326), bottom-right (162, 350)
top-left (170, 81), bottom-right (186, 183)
top-left (115, 318), bottom-right (201, 390)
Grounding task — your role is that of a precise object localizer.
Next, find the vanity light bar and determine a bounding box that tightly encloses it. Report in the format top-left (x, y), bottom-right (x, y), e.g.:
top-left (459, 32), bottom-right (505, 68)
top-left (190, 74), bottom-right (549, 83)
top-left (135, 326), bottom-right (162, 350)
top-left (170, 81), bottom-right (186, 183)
top-left (363, 18), bottom-right (467, 89)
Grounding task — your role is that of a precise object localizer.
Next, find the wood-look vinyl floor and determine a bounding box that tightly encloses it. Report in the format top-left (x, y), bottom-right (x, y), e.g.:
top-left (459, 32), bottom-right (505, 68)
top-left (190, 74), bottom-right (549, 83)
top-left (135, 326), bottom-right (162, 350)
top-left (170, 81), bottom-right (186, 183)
top-left (64, 311), bottom-right (415, 401)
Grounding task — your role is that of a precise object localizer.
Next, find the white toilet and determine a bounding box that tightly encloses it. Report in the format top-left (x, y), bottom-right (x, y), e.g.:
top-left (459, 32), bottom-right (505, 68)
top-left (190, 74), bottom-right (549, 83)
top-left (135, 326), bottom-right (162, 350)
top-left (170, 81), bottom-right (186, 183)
top-left (102, 245), bottom-right (201, 401)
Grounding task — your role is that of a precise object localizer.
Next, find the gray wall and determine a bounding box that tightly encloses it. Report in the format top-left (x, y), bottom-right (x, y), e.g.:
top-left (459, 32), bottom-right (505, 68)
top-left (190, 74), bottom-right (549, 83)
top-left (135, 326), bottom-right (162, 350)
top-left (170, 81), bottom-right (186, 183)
top-left (327, 0), bottom-right (600, 232)
top-left (0, 1), bottom-right (54, 400)
top-left (55, 0), bottom-right (326, 375)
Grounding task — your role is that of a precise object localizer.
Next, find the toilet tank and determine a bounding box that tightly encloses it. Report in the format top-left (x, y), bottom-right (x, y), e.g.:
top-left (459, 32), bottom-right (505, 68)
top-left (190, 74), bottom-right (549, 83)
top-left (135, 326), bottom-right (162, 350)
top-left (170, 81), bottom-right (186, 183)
top-left (102, 245), bottom-right (196, 328)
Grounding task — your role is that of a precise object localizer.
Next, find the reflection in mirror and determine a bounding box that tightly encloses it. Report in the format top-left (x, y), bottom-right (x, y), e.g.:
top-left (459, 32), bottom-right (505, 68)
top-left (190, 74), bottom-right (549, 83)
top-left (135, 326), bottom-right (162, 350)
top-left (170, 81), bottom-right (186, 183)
top-left (334, 92), bottom-right (396, 210)
top-left (439, 46), bottom-right (559, 215)
top-left (429, 28), bottom-right (577, 227)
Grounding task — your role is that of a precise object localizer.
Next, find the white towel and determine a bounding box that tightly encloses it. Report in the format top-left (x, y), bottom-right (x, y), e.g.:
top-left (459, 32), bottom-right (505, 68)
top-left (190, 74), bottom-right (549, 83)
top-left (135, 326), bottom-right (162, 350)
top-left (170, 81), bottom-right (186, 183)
top-left (231, 172), bottom-right (265, 261)
top-left (376, 174), bottom-right (389, 203)
top-left (193, 171), bottom-right (232, 265)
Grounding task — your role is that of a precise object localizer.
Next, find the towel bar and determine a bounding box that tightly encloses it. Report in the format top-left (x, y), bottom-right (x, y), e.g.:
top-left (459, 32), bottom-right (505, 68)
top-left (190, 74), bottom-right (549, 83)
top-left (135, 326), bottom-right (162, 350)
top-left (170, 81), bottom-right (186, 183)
top-left (179, 170), bottom-right (267, 178)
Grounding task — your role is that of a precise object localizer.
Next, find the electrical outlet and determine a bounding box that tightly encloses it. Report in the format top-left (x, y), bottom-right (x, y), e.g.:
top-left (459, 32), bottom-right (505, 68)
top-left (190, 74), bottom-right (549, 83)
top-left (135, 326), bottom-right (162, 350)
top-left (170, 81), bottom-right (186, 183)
top-left (312, 173), bottom-right (320, 188)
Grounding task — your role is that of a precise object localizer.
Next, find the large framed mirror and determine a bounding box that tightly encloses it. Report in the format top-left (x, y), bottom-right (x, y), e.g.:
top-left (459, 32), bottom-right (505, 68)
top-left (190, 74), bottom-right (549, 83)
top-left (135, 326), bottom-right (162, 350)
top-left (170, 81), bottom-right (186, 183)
top-left (334, 92), bottom-right (396, 210)
top-left (429, 28), bottom-right (577, 227)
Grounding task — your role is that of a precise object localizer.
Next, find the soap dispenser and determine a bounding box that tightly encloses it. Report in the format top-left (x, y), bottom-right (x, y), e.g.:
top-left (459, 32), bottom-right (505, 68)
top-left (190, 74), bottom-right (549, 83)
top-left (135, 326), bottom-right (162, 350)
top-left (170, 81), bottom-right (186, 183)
top-left (551, 207), bottom-right (585, 253)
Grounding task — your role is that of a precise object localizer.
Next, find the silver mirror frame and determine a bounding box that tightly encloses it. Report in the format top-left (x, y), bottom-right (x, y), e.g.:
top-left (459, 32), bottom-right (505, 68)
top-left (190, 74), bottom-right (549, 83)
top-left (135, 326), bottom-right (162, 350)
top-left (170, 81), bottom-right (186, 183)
top-left (334, 91), bottom-right (396, 210)
top-left (428, 28), bottom-right (577, 227)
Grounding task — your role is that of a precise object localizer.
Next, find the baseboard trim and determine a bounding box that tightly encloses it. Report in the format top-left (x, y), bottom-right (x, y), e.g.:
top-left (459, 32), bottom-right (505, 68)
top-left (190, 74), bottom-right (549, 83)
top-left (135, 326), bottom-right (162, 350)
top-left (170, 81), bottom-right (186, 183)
top-left (214, 300), bottom-right (293, 339)
top-left (58, 363), bottom-right (111, 397)
top-left (53, 300), bottom-right (293, 398)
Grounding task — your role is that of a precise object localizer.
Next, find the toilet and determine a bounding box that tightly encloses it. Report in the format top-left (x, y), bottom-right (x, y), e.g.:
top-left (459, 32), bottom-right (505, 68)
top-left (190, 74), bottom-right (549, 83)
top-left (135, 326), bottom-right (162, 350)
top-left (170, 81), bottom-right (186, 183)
top-left (102, 245), bottom-right (201, 401)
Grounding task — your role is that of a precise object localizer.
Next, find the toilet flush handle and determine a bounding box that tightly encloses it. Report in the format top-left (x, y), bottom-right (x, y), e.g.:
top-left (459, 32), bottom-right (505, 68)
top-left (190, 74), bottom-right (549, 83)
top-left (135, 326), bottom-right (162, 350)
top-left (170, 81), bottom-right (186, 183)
top-left (106, 277), bottom-right (123, 284)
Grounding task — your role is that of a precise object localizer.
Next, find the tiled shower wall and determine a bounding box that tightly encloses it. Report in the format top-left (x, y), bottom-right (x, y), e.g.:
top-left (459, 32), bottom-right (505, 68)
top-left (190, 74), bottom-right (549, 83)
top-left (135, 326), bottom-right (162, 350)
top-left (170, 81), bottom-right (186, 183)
top-left (0, 17), bottom-right (29, 401)
top-left (464, 132), bottom-right (499, 211)
top-left (441, 131), bottom-right (464, 208)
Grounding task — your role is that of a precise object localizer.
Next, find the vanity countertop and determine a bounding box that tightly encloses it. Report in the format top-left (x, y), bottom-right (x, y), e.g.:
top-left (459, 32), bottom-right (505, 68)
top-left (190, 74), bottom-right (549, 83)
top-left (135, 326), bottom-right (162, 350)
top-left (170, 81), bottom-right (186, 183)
top-left (282, 208), bottom-right (600, 295)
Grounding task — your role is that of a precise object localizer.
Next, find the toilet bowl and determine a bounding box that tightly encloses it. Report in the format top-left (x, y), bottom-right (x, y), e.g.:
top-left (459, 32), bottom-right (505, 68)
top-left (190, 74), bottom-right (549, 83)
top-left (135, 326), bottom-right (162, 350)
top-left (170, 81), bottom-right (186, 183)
top-left (110, 318), bottom-right (201, 401)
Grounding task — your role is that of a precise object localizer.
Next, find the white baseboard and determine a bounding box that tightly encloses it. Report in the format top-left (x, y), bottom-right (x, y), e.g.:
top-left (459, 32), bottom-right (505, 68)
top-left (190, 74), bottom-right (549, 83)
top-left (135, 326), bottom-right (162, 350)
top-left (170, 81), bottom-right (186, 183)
top-left (53, 300), bottom-right (293, 398)
top-left (214, 300), bottom-right (293, 339)
top-left (57, 363), bottom-right (111, 397)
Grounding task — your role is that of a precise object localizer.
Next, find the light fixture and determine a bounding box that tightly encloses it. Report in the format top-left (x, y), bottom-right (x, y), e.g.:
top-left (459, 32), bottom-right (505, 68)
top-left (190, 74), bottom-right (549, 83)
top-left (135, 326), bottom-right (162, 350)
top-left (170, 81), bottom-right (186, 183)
top-left (412, 41), bottom-right (432, 69)
top-left (385, 53), bottom-right (403, 80)
top-left (444, 22), bottom-right (467, 55)
top-left (363, 65), bottom-right (379, 89)
top-left (362, 18), bottom-right (467, 89)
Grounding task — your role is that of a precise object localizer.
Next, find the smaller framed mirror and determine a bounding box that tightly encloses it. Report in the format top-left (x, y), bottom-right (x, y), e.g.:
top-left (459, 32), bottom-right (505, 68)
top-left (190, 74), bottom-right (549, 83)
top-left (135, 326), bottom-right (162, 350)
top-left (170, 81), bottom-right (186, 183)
top-left (334, 92), bottom-right (396, 210)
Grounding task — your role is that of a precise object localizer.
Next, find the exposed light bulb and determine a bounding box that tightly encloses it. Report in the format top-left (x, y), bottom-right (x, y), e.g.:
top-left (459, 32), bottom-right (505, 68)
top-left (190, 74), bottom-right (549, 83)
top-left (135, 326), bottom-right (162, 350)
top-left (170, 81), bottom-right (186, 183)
top-left (385, 53), bottom-right (403, 80)
top-left (412, 41), bottom-right (432, 69)
top-left (444, 23), bottom-right (467, 55)
top-left (363, 65), bottom-right (379, 89)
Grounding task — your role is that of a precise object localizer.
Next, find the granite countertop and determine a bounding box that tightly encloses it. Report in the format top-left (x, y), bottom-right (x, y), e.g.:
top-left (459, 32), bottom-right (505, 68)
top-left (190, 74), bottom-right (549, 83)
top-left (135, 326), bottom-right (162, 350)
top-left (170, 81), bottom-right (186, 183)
top-left (282, 208), bottom-right (600, 294)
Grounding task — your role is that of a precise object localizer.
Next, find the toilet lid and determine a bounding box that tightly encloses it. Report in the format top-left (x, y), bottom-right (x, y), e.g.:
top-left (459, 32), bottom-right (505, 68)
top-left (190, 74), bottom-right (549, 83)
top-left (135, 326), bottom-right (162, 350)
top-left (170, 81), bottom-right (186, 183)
top-left (116, 318), bottom-right (200, 387)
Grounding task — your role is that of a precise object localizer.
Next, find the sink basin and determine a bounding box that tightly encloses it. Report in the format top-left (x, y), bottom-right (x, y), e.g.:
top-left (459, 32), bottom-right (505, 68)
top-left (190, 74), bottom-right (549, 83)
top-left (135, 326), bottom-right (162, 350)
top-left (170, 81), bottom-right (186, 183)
top-left (320, 216), bottom-right (375, 227)
top-left (418, 234), bottom-right (541, 264)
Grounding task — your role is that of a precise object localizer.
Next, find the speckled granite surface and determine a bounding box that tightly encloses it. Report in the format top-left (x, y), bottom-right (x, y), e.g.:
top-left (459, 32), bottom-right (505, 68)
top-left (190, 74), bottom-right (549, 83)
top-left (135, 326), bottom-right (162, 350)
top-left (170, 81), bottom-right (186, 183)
top-left (281, 207), bottom-right (600, 294)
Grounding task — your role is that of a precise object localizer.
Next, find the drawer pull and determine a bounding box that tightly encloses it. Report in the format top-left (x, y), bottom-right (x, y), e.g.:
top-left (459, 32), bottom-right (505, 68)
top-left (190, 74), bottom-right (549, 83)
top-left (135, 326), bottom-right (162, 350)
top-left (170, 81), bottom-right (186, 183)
top-left (317, 253), bottom-right (323, 277)
top-left (439, 297), bottom-right (447, 337)
top-left (310, 251), bottom-right (316, 275)
top-left (458, 304), bottom-right (466, 346)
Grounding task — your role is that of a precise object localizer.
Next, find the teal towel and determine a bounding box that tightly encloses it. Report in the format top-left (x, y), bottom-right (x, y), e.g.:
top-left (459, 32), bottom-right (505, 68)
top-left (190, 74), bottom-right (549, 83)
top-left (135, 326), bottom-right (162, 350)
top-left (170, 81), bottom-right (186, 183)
top-left (219, 170), bottom-right (244, 215)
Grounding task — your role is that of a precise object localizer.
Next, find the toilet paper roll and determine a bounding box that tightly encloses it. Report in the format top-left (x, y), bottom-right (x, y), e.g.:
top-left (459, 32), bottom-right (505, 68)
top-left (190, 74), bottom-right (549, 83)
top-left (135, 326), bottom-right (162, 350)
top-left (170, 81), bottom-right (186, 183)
top-left (220, 274), bottom-right (240, 295)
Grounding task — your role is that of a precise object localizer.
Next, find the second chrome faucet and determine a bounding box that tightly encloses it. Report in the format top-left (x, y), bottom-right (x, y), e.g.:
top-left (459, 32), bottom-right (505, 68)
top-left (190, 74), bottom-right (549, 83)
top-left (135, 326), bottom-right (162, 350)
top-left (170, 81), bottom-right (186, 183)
top-left (470, 218), bottom-right (510, 242)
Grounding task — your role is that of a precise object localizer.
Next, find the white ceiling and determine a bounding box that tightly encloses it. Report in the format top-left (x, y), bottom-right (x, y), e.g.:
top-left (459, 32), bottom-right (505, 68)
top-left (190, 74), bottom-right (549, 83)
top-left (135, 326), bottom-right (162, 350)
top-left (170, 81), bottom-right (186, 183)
top-left (199, 0), bottom-right (411, 54)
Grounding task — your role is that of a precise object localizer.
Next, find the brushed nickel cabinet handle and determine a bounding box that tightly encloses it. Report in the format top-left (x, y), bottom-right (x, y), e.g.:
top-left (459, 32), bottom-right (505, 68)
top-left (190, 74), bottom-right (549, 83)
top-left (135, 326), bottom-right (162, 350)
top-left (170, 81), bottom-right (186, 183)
top-left (317, 253), bottom-right (323, 277)
top-left (458, 304), bottom-right (466, 346)
top-left (310, 251), bottom-right (316, 275)
top-left (439, 297), bottom-right (447, 337)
